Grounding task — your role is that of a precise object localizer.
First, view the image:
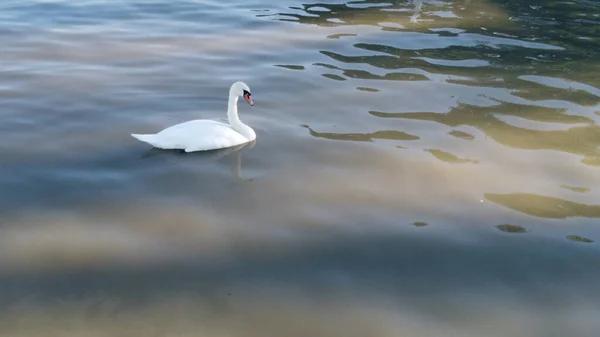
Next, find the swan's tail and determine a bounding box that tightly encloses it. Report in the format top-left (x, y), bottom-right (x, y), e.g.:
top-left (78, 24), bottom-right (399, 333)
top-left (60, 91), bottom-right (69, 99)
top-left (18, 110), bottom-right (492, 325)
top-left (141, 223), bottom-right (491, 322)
top-left (131, 133), bottom-right (158, 146)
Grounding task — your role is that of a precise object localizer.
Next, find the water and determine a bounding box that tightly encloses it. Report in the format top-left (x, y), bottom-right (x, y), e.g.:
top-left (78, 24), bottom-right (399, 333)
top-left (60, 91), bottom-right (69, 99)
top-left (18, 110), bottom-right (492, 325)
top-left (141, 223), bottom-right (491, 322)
top-left (1, 0), bottom-right (600, 336)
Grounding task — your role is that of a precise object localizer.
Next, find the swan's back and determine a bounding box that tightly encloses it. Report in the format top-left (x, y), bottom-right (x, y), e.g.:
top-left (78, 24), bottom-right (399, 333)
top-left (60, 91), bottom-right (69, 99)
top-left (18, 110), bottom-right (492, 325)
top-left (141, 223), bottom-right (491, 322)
top-left (132, 119), bottom-right (249, 152)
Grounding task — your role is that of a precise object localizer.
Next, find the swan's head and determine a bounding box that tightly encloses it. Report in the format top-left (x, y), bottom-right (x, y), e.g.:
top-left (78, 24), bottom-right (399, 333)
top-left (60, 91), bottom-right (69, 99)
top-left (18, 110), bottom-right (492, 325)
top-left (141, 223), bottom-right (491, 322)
top-left (230, 81), bottom-right (253, 106)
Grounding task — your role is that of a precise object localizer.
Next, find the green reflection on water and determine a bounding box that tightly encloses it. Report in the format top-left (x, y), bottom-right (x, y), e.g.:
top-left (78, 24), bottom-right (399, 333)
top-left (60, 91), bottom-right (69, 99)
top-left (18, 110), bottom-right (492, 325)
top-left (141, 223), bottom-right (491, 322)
top-left (302, 125), bottom-right (420, 142)
top-left (495, 224), bottom-right (528, 233)
top-left (357, 86), bottom-right (379, 92)
top-left (274, 0), bottom-right (600, 101)
top-left (370, 103), bottom-right (600, 165)
top-left (509, 79), bottom-right (600, 107)
top-left (561, 185), bottom-right (591, 194)
top-left (322, 73), bottom-right (346, 81)
top-left (270, 0), bottom-right (600, 86)
top-left (566, 235), bottom-right (594, 243)
top-left (275, 64), bottom-right (305, 70)
top-left (448, 130), bottom-right (475, 140)
top-left (327, 33), bottom-right (357, 39)
top-left (316, 54), bottom-right (430, 82)
top-left (412, 221), bottom-right (429, 227)
top-left (485, 193), bottom-right (600, 219)
top-left (425, 149), bottom-right (477, 164)
top-left (272, 0), bottom-right (600, 221)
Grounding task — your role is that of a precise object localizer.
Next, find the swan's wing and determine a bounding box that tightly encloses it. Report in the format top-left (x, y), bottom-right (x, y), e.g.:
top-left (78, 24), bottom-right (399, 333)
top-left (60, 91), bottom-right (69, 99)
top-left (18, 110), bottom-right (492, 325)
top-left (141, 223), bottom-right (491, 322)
top-left (149, 120), bottom-right (249, 151)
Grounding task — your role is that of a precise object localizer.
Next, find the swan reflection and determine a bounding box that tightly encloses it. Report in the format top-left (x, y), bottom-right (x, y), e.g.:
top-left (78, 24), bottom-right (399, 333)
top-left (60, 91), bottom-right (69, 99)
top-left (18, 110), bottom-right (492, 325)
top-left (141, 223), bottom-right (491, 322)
top-left (140, 141), bottom-right (256, 182)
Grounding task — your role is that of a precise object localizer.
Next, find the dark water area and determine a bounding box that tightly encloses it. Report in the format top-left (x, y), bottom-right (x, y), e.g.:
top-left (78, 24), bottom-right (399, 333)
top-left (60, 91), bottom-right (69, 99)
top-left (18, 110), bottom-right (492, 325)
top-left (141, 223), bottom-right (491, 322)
top-left (1, 0), bottom-right (600, 336)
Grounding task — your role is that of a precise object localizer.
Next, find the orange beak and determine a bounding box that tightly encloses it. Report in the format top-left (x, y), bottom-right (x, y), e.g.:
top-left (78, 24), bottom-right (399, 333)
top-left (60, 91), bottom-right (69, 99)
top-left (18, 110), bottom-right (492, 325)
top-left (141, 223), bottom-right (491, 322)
top-left (243, 93), bottom-right (253, 106)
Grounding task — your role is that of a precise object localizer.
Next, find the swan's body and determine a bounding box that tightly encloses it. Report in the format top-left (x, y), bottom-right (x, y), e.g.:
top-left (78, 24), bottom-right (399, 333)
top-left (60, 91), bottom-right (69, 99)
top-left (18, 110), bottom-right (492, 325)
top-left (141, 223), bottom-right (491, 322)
top-left (131, 81), bottom-right (255, 152)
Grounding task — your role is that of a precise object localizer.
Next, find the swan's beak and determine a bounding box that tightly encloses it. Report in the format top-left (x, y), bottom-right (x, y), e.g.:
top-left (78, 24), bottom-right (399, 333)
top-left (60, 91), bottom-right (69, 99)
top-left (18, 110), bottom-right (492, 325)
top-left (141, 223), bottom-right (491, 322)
top-left (244, 93), bottom-right (254, 106)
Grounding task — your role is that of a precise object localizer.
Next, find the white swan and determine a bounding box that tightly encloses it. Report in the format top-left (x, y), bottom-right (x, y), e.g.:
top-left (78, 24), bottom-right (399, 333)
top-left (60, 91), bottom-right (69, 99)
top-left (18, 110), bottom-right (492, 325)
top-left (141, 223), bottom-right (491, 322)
top-left (131, 81), bottom-right (256, 152)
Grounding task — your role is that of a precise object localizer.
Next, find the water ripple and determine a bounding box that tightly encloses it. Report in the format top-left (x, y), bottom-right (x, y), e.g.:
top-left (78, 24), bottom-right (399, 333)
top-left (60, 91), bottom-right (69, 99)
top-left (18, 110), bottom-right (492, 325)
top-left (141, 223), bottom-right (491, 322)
top-left (2, 1), bottom-right (600, 335)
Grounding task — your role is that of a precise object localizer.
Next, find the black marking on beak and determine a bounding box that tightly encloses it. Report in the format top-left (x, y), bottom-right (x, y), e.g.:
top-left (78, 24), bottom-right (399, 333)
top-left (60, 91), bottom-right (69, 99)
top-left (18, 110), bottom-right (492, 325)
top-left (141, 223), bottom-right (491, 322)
top-left (243, 90), bottom-right (253, 106)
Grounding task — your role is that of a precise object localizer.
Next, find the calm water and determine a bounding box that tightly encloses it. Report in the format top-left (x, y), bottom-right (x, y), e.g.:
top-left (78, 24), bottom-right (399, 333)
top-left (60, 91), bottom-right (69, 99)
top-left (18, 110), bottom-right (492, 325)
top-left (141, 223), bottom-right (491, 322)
top-left (1, 0), bottom-right (600, 336)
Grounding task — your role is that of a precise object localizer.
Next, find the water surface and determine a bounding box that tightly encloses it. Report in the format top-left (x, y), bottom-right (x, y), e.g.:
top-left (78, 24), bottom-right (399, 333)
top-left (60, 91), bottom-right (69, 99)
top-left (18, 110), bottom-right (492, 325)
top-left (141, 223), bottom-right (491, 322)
top-left (1, 1), bottom-right (600, 336)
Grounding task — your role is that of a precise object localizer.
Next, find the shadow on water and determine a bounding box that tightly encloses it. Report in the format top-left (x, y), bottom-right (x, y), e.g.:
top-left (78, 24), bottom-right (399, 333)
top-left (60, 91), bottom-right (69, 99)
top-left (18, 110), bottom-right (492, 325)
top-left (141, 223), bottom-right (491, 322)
top-left (0, 229), bottom-right (598, 307)
top-left (2, 230), bottom-right (598, 335)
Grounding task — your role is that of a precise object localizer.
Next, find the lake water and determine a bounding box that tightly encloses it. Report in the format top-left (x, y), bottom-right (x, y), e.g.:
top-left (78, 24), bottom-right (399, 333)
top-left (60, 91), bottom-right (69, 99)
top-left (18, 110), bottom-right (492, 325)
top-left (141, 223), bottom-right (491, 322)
top-left (1, 0), bottom-right (600, 336)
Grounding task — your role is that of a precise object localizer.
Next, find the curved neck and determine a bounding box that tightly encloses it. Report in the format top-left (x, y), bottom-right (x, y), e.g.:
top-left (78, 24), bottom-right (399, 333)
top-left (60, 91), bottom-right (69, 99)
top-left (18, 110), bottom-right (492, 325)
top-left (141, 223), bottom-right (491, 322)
top-left (227, 93), bottom-right (242, 126)
top-left (227, 93), bottom-right (256, 141)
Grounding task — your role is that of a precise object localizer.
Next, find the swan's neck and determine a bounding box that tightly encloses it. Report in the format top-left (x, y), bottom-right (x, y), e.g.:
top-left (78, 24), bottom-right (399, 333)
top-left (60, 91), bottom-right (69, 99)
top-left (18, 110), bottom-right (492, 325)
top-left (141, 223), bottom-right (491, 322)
top-left (227, 95), bottom-right (256, 141)
top-left (227, 95), bottom-right (242, 125)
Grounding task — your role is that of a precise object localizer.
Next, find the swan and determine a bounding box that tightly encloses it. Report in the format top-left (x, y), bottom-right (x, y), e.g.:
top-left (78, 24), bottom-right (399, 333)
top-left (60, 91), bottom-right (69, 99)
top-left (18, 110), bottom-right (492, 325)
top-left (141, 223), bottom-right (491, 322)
top-left (131, 81), bottom-right (255, 152)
